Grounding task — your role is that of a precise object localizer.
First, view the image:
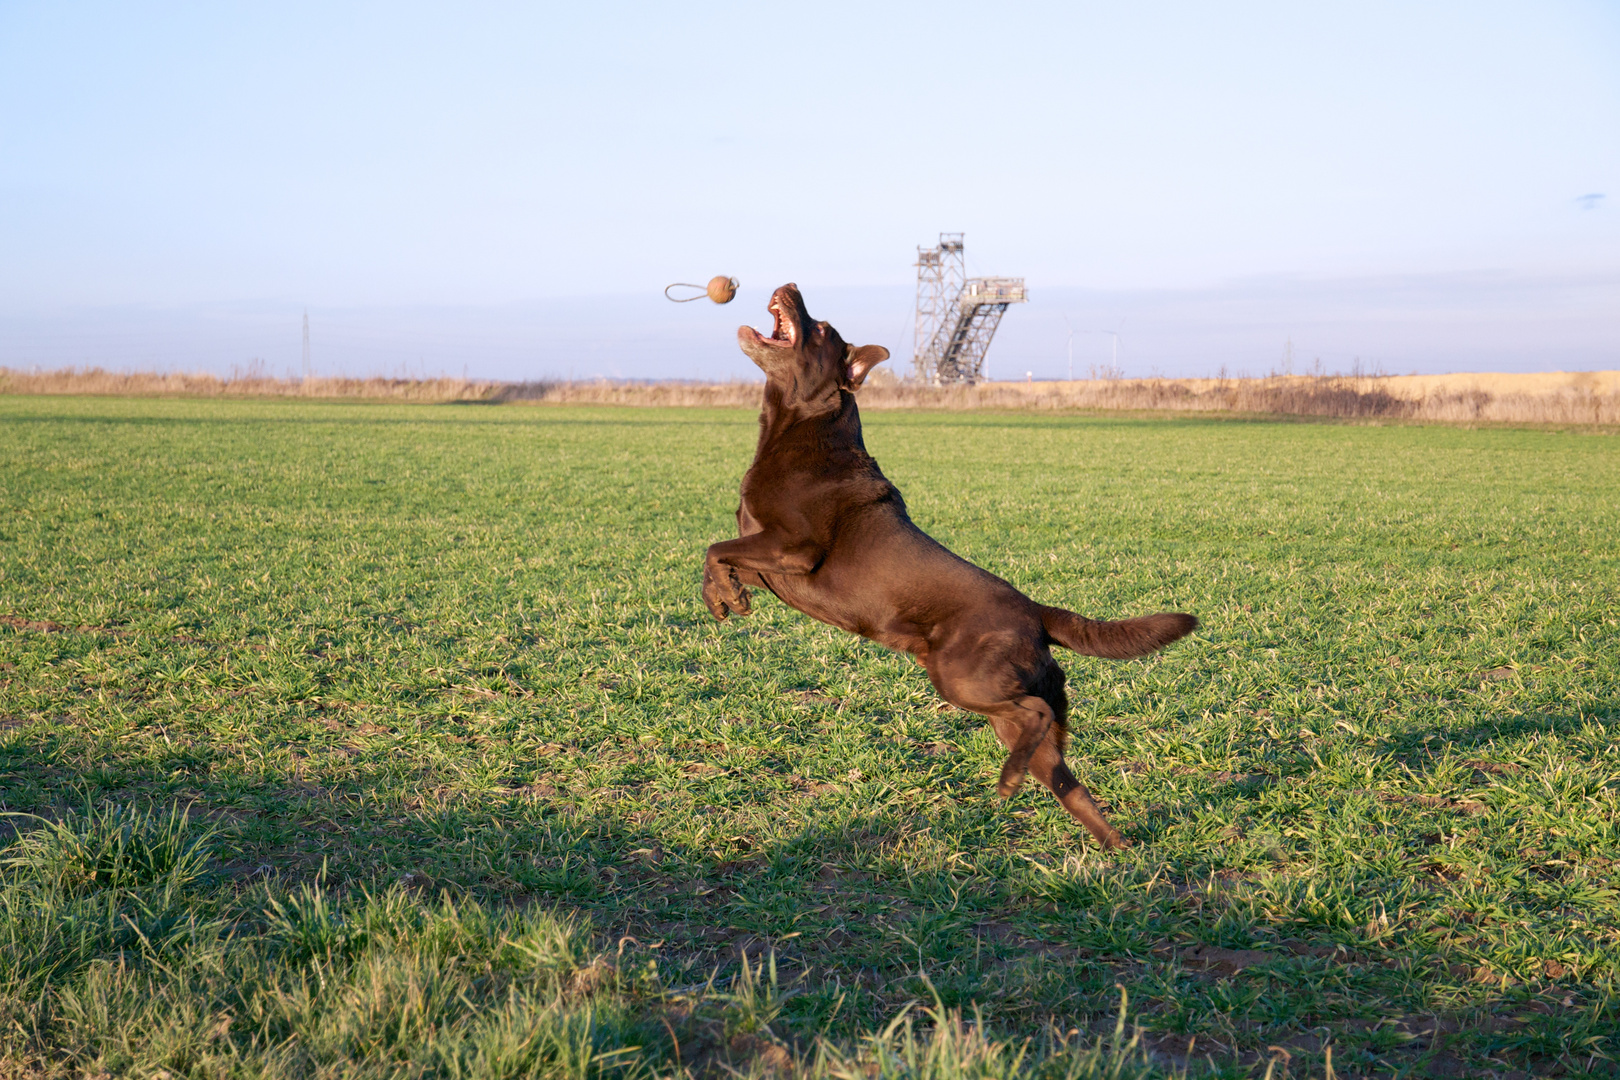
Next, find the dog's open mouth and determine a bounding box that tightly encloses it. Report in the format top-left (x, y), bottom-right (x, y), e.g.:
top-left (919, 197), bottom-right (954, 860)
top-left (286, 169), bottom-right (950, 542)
top-left (761, 296), bottom-right (795, 347)
top-left (738, 285), bottom-right (805, 357)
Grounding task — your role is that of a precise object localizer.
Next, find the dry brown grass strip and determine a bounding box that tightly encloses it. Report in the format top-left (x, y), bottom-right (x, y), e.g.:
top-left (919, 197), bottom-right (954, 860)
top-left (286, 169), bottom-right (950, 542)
top-left (3, 366), bottom-right (1616, 424)
top-left (0, 367), bottom-right (499, 402)
top-left (909, 372), bottom-right (1620, 424)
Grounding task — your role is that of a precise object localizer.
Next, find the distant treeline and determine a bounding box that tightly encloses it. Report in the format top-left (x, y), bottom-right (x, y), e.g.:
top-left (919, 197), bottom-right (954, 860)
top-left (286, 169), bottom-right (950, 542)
top-left (3, 365), bottom-right (1616, 424)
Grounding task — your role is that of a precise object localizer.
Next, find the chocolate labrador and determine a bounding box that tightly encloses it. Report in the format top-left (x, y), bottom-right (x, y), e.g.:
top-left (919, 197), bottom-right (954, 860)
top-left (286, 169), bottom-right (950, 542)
top-left (702, 284), bottom-right (1196, 849)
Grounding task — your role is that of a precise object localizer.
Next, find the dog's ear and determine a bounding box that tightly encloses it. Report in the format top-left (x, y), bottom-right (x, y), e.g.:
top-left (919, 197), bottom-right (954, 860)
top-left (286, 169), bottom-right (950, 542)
top-left (842, 344), bottom-right (890, 390)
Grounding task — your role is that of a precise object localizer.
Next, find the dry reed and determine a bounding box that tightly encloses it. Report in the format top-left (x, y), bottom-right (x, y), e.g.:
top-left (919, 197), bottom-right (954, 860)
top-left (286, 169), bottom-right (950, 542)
top-left (0, 366), bottom-right (499, 402)
top-left (3, 366), bottom-right (1616, 425)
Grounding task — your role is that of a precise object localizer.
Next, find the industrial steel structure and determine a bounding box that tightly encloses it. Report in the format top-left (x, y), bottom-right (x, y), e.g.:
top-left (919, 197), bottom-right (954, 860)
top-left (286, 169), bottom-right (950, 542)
top-left (911, 233), bottom-right (1026, 384)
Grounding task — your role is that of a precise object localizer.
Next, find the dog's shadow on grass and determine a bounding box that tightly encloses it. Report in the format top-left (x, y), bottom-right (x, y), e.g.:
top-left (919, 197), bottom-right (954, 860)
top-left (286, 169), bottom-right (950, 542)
top-left (231, 779), bottom-right (1052, 997)
top-left (0, 730), bottom-right (987, 926)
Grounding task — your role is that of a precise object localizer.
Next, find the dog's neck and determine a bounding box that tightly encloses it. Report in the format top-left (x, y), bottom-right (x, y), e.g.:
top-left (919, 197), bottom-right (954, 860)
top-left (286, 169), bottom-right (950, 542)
top-left (755, 380), bottom-right (865, 460)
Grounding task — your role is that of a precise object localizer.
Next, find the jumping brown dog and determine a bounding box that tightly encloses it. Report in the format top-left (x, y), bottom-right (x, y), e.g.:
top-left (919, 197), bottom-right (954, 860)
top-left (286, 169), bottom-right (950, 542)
top-left (702, 284), bottom-right (1197, 850)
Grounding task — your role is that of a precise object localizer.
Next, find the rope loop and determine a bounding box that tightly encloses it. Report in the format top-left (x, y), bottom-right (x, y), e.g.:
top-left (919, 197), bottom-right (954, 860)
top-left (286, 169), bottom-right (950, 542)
top-left (664, 282), bottom-right (709, 302)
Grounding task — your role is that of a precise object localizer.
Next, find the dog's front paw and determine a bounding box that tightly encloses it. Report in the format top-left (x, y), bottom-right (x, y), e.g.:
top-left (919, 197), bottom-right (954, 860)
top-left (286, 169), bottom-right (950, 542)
top-left (701, 577), bottom-right (732, 621)
top-left (702, 564), bottom-right (751, 621)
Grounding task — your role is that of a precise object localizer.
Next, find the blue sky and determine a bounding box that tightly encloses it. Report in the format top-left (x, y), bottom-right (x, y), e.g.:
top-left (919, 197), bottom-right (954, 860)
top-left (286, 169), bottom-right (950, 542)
top-left (1, 1), bottom-right (1616, 379)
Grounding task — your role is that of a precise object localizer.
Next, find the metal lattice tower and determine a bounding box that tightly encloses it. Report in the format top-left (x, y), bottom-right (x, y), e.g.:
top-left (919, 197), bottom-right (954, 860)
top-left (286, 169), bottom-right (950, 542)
top-left (912, 248), bottom-right (943, 382)
top-left (911, 233), bottom-right (962, 381)
top-left (911, 233), bottom-right (1025, 385)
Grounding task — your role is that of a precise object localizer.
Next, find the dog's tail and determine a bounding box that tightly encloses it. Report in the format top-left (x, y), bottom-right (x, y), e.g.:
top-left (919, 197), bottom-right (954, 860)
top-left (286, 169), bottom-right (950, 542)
top-left (1041, 606), bottom-right (1198, 659)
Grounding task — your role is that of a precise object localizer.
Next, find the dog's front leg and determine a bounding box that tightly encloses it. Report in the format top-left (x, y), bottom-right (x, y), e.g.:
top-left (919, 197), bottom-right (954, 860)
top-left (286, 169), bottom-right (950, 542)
top-left (701, 532), bottom-right (823, 621)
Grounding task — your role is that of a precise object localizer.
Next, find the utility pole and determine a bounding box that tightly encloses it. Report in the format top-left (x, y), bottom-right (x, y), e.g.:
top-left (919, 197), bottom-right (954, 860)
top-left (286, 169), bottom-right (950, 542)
top-left (1062, 311), bottom-right (1075, 381)
top-left (301, 311), bottom-right (311, 381)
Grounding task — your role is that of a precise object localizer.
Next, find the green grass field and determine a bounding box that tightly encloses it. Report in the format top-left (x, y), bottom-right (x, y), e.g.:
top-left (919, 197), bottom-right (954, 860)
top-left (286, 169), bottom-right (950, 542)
top-left (2, 394), bottom-right (1617, 1079)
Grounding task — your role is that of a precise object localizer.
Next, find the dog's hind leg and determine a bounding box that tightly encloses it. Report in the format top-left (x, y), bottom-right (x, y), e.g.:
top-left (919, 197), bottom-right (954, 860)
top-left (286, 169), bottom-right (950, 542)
top-left (925, 633), bottom-right (1064, 799)
top-left (1027, 735), bottom-right (1127, 851)
top-left (968, 689), bottom-right (1125, 849)
top-left (982, 697), bottom-right (1058, 798)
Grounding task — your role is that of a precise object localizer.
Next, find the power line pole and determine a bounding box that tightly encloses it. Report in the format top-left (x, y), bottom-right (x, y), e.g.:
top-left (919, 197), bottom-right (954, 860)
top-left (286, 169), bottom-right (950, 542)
top-left (301, 311), bottom-right (311, 381)
top-left (1062, 311), bottom-right (1074, 380)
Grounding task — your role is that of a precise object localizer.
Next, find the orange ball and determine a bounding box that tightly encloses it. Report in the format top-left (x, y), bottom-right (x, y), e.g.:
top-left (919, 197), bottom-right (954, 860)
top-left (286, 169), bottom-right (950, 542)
top-left (706, 275), bottom-right (738, 304)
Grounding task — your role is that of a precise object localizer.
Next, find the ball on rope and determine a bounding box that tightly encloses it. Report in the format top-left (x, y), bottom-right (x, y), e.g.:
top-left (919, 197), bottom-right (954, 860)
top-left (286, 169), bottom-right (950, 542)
top-left (664, 276), bottom-right (740, 304)
top-left (706, 275), bottom-right (738, 304)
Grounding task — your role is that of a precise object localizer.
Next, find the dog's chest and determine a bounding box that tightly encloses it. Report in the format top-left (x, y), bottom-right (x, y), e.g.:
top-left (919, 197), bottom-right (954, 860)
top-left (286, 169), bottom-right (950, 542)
top-left (736, 468), bottom-right (797, 528)
top-left (740, 448), bottom-right (875, 523)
